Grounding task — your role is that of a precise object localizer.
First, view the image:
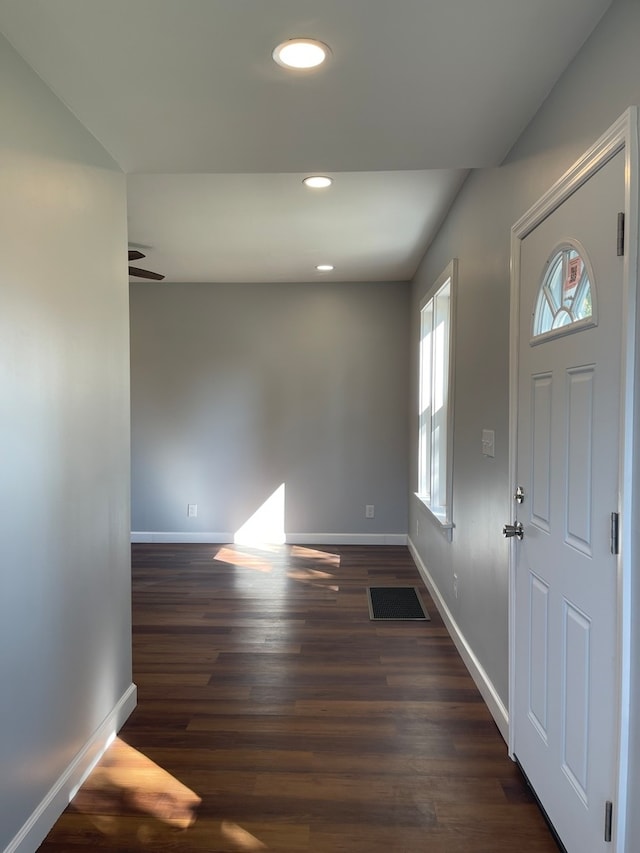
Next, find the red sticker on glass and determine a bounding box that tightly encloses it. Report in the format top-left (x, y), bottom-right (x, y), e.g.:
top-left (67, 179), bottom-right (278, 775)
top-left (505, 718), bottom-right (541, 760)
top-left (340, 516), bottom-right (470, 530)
top-left (564, 256), bottom-right (583, 296)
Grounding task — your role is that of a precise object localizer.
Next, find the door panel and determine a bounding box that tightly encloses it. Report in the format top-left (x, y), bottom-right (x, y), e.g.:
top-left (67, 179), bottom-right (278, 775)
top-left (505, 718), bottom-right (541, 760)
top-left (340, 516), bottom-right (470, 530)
top-left (565, 365), bottom-right (594, 553)
top-left (528, 573), bottom-right (549, 736)
top-left (562, 601), bottom-right (590, 800)
top-left (531, 373), bottom-right (552, 529)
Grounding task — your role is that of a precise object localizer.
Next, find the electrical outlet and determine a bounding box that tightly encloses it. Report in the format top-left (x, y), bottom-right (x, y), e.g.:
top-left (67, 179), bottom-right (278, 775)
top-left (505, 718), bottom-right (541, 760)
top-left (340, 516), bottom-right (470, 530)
top-left (187, 504), bottom-right (198, 518)
top-left (365, 504), bottom-right (375, 518)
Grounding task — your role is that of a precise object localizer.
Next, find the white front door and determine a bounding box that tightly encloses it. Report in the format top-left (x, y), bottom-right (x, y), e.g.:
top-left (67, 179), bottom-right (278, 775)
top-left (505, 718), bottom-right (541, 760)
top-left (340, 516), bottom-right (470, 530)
top-left (512, 148), bottom-right (624, 851)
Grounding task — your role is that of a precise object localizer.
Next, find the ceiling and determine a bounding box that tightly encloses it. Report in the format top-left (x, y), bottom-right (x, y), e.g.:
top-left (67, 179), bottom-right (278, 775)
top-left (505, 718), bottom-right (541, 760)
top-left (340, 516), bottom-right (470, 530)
top-left (0, 0), bottom-right (612, 283)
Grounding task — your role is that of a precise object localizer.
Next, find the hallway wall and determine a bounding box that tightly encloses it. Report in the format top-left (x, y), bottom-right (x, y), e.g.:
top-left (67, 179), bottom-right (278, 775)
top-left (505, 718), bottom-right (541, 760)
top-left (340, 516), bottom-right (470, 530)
top-left (130, 280), bottom-right (410, 543)
top-left (408, 1), bottom-right (640, 847)
top-left (0, 33), bottom-right (133, 853)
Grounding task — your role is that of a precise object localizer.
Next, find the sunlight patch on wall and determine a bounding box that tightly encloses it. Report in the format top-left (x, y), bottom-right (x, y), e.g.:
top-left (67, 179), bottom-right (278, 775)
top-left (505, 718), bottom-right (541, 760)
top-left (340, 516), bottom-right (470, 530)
top-left (234, 483), bottom-right (286, 545)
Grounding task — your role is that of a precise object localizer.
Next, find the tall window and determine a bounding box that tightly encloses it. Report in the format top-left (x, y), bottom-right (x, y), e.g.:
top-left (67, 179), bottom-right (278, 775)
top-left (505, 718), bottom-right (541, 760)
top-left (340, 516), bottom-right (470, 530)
top-left (418, 260), bottom-right (456, 533)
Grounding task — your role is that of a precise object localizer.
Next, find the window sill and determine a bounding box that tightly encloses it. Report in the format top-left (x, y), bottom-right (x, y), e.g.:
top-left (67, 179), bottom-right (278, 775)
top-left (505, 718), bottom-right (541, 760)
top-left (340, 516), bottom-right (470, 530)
top-left (415, 494), bottom-right (454, 542)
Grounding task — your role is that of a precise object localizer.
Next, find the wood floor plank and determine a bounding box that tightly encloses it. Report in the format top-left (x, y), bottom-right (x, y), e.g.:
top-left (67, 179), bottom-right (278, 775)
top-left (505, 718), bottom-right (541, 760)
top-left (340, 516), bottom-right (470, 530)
top-left (38, 543), bottom-right (559, 852)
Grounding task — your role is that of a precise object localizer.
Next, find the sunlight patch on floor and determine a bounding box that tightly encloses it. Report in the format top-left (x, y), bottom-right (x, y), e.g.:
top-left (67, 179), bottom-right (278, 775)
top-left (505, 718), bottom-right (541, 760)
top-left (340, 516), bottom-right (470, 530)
top-left (212, 540), bottom-right (341, 592)
top-left (286, 566), bottom-right (340, 591)
top-left (68, 737), bottom-right (270, 849)
top-left (214, 544), bottom-right (275, 573)
top-left (221, 820), bottom-right (268, 851)
top-left (290, 545), bottom-right (341, 568)
top-left (71, 737), bottom-right (201, 830)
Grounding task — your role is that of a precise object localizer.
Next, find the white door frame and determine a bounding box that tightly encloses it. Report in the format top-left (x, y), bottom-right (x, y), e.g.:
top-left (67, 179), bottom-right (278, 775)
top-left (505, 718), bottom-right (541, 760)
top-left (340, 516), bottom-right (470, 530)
top-left (508, 107), bottom-right (639, 850)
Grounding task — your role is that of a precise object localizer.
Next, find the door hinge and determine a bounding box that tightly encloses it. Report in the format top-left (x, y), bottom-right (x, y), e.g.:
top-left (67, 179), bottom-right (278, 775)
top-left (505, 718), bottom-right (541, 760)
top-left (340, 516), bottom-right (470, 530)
top-left (605, 800), bottom-right (613, 843)
top-left (617, 212), bottom-right (625, 256)
top-left (610, 512), bottom-right (620, 555)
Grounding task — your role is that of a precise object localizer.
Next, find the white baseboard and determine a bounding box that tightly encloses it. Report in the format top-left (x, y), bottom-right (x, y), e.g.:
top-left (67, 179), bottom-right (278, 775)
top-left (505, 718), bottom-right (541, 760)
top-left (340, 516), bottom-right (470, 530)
top-left (287, 533), bottom-right (407, 545)
top-left (5, 683), bottom-right (137, 853)
top-left (131, 531), bottom-right (407, 546)
top-left (407, 538), bottom-right (509, 744)
top-left (131, 531), bottom-right (235, 543)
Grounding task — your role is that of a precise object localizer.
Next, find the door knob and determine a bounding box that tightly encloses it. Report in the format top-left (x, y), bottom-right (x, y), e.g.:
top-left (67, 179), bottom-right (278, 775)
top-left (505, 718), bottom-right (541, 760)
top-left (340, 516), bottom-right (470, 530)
top-left (503, 521), bottom-right (524, 540)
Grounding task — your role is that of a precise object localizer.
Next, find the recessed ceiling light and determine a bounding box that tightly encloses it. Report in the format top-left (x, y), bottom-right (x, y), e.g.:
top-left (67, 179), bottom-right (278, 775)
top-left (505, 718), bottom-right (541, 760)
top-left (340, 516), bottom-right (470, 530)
top-left (273, 38), bottom-right (330, 70)
top-left (316, 264), bottom-right (334, 272)
top-left (303, 175), bottom-right (333, 189)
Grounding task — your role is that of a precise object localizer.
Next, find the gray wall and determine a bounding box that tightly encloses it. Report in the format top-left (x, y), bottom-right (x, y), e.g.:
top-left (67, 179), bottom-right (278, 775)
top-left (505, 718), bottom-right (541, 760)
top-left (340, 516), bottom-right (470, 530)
top-left (130, 281), bottom-right (409, 541)
top-left (408, 0), bottom-right (639, 845)
top-left (0, 35), bottom-right (132, 852)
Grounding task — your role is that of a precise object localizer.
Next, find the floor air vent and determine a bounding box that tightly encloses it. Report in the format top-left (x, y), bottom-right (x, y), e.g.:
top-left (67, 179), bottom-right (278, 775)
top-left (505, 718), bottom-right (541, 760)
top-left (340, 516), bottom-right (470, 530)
top-left (367, 586), bottom-right (430, 621)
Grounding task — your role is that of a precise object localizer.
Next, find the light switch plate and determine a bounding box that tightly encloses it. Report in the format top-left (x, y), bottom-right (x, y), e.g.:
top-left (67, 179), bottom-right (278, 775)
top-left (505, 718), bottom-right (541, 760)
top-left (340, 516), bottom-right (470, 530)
top-left (482, 429), bottom-right (495, 458)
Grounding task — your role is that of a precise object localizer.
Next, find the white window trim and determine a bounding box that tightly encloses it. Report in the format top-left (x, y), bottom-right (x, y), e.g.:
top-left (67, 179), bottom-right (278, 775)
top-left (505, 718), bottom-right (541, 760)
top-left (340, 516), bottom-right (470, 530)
top-left (416, 259), bottom-right (457, 540)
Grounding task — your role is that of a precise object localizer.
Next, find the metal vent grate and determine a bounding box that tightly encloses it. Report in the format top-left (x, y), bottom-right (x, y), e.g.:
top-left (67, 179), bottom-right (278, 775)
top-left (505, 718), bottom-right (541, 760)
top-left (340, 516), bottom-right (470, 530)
top-left (367, 586), bottom-right (430, 621)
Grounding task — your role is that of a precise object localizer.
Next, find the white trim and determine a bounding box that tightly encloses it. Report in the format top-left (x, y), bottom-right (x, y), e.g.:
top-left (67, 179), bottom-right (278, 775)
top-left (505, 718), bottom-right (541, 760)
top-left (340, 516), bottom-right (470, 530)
top-left (287, 533), bottom-right (407, 546)
top-left (131, 531), bottom-right (408, 546)
top-left (508, 107), bottom-right (638, 852)
top-left (407, 538), bottom-right (509, 743)
top-left (615, 105), bottom-right (638, 853)
top-left (131, 530), bottom-right (235, 543)
top-left (512, 110), bottom-right (632, 239)
top-left (4, 684), bottom-right (137, 853)
top-left (414, 494), bottom-right (455, 542)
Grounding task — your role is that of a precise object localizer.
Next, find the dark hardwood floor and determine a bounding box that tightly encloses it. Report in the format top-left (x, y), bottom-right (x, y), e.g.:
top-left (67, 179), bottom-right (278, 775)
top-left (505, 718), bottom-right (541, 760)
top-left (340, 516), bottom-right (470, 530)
top-left (38, 543), bottom-right (559, 852)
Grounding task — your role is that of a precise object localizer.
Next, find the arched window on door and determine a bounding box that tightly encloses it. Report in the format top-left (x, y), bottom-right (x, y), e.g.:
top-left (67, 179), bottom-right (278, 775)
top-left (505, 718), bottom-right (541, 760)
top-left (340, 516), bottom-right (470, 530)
top-left (532, 243), bottom-right (597, 343)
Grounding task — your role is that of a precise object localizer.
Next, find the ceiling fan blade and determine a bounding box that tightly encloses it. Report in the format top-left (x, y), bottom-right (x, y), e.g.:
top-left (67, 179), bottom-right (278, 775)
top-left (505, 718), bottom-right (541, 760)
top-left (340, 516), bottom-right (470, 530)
top-left (128, 250), bottom-right (145, 261)
top-left (128, 265), bottom-right (165, 281)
